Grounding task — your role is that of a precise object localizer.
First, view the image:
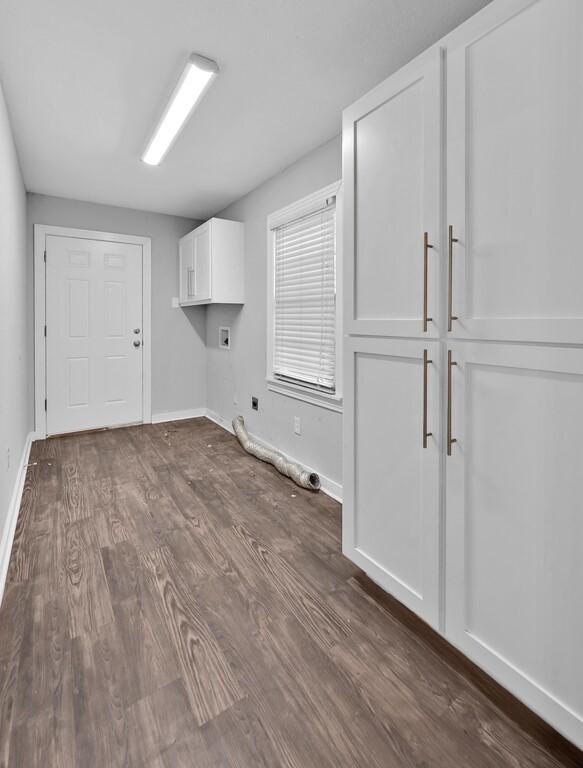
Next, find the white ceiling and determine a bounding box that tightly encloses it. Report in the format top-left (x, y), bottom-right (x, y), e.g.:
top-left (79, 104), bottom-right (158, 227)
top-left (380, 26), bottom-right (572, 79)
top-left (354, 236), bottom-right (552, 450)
top-left (0, 0), bottom-right (491, 219)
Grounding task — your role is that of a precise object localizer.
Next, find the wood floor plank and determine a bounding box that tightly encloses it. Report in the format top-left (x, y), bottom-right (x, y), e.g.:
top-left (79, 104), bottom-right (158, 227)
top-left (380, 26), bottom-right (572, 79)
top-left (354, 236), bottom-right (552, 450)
top-left (195, 572), bottom-right (402, 768)
top-left (8, 586), bottom-right (74, 768)
top-left (0, 417), bottom-right (579, 768)
top-left (89, 478), bottom-right (132, 549)
top-left (13, 585), bottom-right (70, 726)
top-left (6, 464), bottom-right (39, 584)
top-left (64, 519), bottom-right (115, 638)
top-left (0, 583), bottom-right (28, 768)
top-left (101, 541), bottom-right (139, 605)
top-left (140, 546), bottom-right (244, 725)
top-left (201, 698), bottom-right (303, 768)
top-left (111, 594), bottom-right (181, 707)
top-left (229, 520), bottom-right (351, 650)
top-left (71, 624), bottom-right (130, 768)
top-left (61, 462), bottom-right (90, 523)
top-left (161, 730), bottom-right (223, 768)
top-left (162, 524), bottom-right (229, 582)
top-left (125, 679), bottom-right (201, 766)
top-left (194, 573), bottom-right (348, 768)
top-left (112, 483), bottom-right (166, 553)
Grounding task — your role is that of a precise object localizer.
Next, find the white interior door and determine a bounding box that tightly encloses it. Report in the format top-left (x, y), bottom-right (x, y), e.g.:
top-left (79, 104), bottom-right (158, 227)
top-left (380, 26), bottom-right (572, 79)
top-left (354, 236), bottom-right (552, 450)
top-left (46, 234), bottom-right (143, 435)
top-left (445, 341), bottom-right (583, 749)
top-left (343, 337), bottom-right (441, 628)
top-left (343, 46), bottom-right (442, 338)
top-left (447, 0), bottom-right (583, 344)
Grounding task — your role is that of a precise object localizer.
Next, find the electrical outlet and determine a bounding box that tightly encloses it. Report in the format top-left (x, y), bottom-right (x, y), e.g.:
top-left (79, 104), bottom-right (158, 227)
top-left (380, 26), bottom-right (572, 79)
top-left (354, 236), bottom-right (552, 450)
top-left (294, 416), bottom-right (301, 435)
top-left (6, 448), bottom-right (10, 470)
top-left (171, 297), bottom-right (180, 308)
top-left (252, 396), bottom-right (259, 411)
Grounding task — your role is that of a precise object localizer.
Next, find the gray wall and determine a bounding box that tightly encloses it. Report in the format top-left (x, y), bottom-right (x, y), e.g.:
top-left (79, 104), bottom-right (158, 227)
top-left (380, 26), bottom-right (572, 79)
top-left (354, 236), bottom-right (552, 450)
top-left (207, 135), bottom-right (343, 490)
top-left (27, 194), bottom-right (205, 418)
top-left (0, 83), bottom-right (29, 545)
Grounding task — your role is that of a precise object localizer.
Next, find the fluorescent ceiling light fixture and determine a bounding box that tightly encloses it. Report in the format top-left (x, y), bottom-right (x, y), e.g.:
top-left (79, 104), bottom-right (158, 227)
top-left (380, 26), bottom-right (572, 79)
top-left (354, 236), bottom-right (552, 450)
top-left (142, 53), bottom-right (219, 166)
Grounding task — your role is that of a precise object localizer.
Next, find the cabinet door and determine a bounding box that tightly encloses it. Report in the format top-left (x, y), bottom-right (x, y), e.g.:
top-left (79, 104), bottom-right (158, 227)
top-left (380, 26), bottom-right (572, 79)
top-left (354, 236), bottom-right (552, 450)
top-left (193, 222), bottom-right (211, 302)
top-left (445, 342), bottom-right (583, 748)
top-left (179, 232), bottom-right (195, 302)
top-left (447, 0), bottom-right (583, 344)
top-left (343, 337), bottom-right (441, 627)
top-left (343, 47), bottom-right (442, 338)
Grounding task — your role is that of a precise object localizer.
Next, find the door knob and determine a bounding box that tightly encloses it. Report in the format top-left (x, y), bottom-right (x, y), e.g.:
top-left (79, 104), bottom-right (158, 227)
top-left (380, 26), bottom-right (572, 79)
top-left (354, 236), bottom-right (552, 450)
top-left (133, 340), bottom-right (141, 347)
top-left (133, 328), bottom-right (141, 334)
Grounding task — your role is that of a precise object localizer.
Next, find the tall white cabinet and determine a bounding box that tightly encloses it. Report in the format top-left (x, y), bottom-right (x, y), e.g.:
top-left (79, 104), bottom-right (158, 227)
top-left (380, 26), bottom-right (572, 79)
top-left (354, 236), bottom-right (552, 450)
top-left (343, 0), bottom-right (583, 750)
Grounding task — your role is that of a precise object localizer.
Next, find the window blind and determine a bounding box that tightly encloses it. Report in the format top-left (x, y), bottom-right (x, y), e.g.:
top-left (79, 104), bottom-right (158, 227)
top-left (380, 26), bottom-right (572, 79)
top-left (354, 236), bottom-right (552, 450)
top-left (273, 201), bottom-right (336, 392)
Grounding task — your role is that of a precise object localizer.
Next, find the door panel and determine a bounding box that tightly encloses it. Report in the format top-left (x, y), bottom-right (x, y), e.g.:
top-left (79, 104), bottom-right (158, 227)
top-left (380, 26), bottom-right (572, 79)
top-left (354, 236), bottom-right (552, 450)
top-left (447, 0), bottom-right (583, 343)
top-left (46, 235), bottom-right (143, 435)
top-left (343, 337), bottom-right (441, 627)
top-left (194, 223), bottom-right (211, 302)
top-left (179, 232), bottom-right (195, 302)
top-left (446, 342), bottom-right (583, 748)
top-left (344, 46), bottom-right (442, 338)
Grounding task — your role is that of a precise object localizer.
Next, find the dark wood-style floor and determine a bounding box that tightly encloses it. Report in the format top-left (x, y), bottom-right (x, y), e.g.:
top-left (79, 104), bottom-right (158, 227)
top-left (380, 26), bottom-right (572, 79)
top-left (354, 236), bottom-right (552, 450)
top-left (0, 418), bottom-right (579, 767)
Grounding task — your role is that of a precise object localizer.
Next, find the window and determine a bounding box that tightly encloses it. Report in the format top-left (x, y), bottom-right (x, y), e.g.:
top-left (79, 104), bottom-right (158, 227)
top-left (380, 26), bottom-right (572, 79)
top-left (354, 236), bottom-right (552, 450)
top-left (267, 182), bottom-right (341, 410)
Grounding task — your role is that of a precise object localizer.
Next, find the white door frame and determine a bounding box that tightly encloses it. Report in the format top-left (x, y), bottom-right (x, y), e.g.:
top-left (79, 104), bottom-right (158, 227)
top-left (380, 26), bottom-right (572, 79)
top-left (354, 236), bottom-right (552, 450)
top-left (34, 224), bottom-right (152, 439)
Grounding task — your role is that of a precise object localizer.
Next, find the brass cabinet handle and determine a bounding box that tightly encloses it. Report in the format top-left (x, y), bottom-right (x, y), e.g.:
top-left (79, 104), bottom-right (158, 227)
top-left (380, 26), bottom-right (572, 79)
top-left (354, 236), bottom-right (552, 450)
top-left (447, 350), bottom-right (457, 456)
top-left (423, 349), bottom-right (432, 449)
top-left (423, 232), bottom-right (434, 332)
top-left (448, 225), bottom-right (459, 332)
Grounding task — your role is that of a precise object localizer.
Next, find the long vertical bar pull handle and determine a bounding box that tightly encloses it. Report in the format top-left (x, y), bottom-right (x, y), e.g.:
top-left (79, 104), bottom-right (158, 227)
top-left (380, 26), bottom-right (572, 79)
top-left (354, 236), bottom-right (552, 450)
top-left (448, 225), bottom-right (459, 332)
top-left (447, 349), bottom-right (457, 456)
top-left (423, 349), bottom-right (432, 449)
top-left (423, 232), bottom-right (433, 332)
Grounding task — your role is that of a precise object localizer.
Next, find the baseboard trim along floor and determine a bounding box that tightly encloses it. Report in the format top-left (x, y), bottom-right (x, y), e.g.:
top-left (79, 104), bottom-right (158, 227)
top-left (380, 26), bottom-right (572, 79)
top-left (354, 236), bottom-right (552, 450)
top-left (151, 408), bottom-right (208, 424)
top-left (0, 431), bottom-right (33, 605)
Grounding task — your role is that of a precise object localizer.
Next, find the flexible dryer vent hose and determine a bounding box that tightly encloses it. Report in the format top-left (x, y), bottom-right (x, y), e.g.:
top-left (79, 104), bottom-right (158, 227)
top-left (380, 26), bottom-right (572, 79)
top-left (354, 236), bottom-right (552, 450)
top-left (232, 416), bottom-right (321, 492)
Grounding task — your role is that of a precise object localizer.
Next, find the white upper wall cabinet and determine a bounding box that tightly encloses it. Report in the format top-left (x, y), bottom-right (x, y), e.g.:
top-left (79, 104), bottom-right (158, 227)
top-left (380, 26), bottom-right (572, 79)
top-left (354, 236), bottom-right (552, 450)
top-left (179, 218), bottom-right (244, 306)
top-left (343, 46), bottom-right (442, 338)
top-left (447, 0), bottom-right (583, 343)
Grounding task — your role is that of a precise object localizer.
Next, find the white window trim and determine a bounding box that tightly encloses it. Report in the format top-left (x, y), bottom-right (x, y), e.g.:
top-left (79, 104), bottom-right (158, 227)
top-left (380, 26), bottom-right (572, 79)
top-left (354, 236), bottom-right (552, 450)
top-left (266, 180), bottom-right (343, 412)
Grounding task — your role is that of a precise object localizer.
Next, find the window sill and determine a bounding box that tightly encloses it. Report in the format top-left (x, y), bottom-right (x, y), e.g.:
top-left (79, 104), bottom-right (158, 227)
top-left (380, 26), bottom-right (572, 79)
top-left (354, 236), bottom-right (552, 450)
top-left (266, 378), bottom-right (343, 413)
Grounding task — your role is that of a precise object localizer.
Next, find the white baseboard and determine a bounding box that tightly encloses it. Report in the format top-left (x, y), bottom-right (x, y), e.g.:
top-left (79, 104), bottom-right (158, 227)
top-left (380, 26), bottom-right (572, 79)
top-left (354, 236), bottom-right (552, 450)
top-left (205, 410), bottom-right (342, 503)
top-left (314, 475), bottom-right (342, 503)
top-left (0, 432), bottom-right (34, 607)
top-left (205, 409), bottom-right (235, 435)
top-left (151, 408), bottom-right (207, 424)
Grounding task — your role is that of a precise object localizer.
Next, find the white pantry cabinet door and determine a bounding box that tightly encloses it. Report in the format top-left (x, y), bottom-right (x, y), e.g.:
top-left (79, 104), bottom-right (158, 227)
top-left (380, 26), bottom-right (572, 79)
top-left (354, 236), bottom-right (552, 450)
top-left (343, 337), bottom-right (441, 628)
top-left (445, 342), bottom-right (583, 749)
top-left (343, 46), bottom-right (442, 338)
top-left (447, 0), bottom-right (583, 344)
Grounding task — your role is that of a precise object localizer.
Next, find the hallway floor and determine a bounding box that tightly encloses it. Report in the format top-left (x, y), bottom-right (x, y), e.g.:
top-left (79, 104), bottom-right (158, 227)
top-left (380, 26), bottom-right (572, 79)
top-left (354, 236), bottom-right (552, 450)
top-left (0, 418), bottom-right (577, 767)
